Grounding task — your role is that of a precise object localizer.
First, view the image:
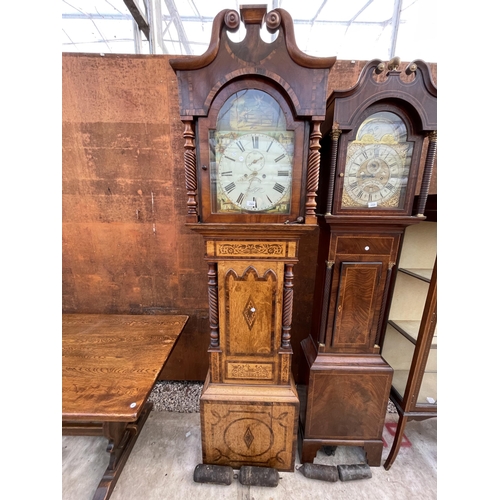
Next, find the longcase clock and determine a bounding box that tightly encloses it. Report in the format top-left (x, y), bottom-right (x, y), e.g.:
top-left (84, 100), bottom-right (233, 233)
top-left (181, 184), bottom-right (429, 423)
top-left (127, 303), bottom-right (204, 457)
top-left (170, 5), bottom-right (335, 471)
top-left (300, 58), bottom-right (437, 466)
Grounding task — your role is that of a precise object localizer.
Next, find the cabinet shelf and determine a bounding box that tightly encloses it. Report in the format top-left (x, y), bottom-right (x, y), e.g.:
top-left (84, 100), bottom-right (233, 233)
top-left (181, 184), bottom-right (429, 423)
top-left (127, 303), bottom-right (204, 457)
top-left (388, 319), bottom-right (437, 348)
top-left (398, 268), bottom-right (433, 282)
top-left (392, 369), bottom-right (437, 405)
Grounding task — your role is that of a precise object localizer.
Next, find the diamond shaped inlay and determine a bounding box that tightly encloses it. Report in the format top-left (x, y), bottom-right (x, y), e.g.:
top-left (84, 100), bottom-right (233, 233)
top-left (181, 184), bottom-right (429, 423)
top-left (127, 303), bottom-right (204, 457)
top-left (243, 427), bottom-right (254, 449)
top-left (243, 297), bottom-right (257, 330)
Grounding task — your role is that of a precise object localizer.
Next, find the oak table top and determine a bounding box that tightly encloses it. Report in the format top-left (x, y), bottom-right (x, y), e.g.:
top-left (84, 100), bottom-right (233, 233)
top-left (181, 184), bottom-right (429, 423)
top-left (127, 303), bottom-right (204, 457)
top-left (62, 313), bottom-right (188, 500)
top-left (62, 313), bottom-right (188, 422)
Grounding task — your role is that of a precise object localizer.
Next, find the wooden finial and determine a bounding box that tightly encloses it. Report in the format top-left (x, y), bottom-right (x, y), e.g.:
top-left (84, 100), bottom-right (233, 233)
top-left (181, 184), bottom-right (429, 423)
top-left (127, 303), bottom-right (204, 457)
top-left (240, 4), bottom-right (267, 26)
top-left (388, 56), bottom-right (401, 70)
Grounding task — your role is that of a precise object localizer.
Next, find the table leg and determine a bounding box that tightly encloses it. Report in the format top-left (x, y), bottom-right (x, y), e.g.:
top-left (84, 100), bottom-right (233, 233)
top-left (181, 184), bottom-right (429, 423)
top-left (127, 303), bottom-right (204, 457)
top-left (93, 402), bottom-right (153, 500)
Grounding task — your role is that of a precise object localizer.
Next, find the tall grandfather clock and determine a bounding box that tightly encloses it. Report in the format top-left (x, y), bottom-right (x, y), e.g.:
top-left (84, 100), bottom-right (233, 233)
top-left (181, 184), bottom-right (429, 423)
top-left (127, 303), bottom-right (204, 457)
top-left (170, 6), bottom-right (335, 471)
top-left (300, 58), bottom-right (437, 466)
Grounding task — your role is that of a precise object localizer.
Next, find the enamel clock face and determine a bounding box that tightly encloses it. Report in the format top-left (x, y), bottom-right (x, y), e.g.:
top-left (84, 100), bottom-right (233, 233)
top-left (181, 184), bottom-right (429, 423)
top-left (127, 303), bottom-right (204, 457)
top-left (210, 89), bottom-right (294, 215)
top-left (217, 133), bottom-right (292, 212)
top-left (341, 111), bottom-right (413, 210)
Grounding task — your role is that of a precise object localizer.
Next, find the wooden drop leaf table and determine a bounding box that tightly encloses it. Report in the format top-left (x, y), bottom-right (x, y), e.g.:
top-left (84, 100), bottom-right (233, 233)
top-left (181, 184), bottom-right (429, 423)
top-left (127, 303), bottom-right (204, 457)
top-left (62, 313), bottom-right (188, 500)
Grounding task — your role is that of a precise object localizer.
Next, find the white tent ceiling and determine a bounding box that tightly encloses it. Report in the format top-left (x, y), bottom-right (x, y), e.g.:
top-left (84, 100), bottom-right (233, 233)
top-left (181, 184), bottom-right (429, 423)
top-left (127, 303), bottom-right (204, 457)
top-left (62, 0), bottom-right (437, 63)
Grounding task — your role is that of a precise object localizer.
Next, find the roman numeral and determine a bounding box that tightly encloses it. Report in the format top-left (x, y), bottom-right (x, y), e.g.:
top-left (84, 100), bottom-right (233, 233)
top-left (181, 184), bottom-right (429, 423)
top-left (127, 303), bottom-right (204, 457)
top-left (236, 141), bottom-right (245, 152)
top-left (224, 182), bottom-right (236, 193)
top-left (274, 154), bottom-right (286, 163)
top-left (252, 135), bottom-right (259, 149)
top-left (273, 183), bottom-right (285, 194)
top-left (266, 140), bottom-right (274, 152)
top-left (224, 155), bottom-right (235, 162)
top-left (277, 170), bottom-right (289, 176)
top-left (267, 195), bottom-right (274, 204)
top-left (253, 197), bottom-right (257, 209)
top-left (220, 171), bottom-right (232, 176)
top-left (236, 192), bottom-right (244, 204)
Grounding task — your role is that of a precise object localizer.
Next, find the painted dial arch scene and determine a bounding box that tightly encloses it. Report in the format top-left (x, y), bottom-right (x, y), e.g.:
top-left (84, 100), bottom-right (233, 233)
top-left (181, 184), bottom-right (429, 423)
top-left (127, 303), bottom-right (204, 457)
top-left (342, 111), bottom-right (414, 210)
top-left (210, 89), bottom-right (294, 215)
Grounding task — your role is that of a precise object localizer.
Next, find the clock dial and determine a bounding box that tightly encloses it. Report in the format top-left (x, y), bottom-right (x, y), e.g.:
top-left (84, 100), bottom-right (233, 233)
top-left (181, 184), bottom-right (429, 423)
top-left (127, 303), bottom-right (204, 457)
top-left (210, 89), bottom-right (295, 215)
top-left (344, 143), bottom-right (404, 206)
top-left (218, 133), bottom-right (292, 211)
top-left (341, 111), bottom-right (413, 210)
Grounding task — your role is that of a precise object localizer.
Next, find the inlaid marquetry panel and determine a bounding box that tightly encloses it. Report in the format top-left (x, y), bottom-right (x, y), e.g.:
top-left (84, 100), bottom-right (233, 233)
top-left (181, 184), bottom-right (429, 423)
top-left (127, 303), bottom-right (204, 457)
top-left (226, 268), bottom-right (275, 355)
top-left (205, 240), bottom-right (297, 259)
top-left (200, 399), bottom-right (298, 471)
top-left (217, 261), bottom-right (284, 384)
top-left (226, 362), bottom-right (274, 380)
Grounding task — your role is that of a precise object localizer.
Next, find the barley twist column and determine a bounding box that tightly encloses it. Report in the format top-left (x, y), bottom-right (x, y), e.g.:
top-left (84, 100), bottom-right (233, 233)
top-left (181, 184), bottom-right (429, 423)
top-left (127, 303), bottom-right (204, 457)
top-left (207, 262), bottom-right (219, 348)
top-left (281, 264), bottom-right (294, 349)
top-left (416, 131), bottom-right (437, 217)
top-left (325, 126), bottom-right (342, 215)
top-left (183, 120), bottom-right (198, 222)
top-left (305, 121), bottom-right (323, 223)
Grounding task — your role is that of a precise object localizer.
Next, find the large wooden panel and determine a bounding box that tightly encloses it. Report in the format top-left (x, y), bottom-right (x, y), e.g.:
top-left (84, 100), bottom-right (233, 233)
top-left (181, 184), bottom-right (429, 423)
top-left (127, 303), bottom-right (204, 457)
top-left (62, 54), bottom-right (207, 379)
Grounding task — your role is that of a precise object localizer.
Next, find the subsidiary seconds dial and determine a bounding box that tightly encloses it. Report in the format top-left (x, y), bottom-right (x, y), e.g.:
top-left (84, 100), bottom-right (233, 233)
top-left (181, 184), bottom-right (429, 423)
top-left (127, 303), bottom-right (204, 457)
top-left (218, 133), bottom-right (292, 211)
top-left (344, 143), bottom-right (403, 207)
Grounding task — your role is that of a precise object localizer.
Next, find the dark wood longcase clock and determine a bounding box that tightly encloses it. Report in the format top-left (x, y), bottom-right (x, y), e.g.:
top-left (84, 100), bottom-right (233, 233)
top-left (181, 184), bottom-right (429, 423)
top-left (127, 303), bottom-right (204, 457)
top-left (170, 5), bottom-right (335, 471)
top-left (299, 58), bottom-right (437, 466)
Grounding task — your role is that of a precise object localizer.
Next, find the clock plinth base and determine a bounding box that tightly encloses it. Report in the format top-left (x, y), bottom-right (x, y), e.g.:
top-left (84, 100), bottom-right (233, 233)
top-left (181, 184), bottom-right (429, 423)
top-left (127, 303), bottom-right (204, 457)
top-left (200, 371), bottom-right (299, 472)
top-left (299, 336), bottom-right (393, 467)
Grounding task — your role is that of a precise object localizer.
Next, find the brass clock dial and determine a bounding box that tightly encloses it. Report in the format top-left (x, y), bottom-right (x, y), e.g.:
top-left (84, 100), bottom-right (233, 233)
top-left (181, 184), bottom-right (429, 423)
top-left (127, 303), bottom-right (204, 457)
top-left (341, 111), bottom-right (413, 210)
top-left (218, 132), bottom-right (292, 212)
top-left (344, 143), bottom-right (404, 207)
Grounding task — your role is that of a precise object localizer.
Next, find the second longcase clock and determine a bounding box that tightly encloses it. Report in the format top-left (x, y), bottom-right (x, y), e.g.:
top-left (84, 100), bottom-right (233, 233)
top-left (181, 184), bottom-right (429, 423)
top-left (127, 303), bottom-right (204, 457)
top-left (300, 58), bottom-right (437, 466)
top-left (170, 5), bottom-right (335, 471)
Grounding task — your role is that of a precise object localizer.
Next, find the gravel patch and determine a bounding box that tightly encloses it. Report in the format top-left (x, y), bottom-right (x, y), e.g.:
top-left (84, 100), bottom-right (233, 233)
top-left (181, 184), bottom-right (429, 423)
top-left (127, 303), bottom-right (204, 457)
top-left (148, 381), bottom-right (202, 413)
top-left (148, 381), bottom-right (398, 414)
top-left (386, 399), bottom-right (397, 413)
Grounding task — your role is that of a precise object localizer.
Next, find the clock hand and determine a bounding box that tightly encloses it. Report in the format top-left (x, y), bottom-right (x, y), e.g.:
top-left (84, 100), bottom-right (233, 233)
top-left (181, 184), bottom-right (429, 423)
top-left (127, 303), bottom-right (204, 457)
top-left (236, 170), bottom-right (263, 182)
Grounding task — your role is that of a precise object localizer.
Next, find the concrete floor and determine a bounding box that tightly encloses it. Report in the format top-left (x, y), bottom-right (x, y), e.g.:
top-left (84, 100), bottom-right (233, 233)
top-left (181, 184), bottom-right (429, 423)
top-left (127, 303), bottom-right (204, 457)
top-left (62, 410), bottom-right (437, 500)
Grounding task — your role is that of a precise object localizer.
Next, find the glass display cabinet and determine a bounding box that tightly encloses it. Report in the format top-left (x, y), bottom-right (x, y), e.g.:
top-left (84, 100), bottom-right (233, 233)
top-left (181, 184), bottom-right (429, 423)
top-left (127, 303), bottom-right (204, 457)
top-left (380, 220), bottom-right (437, 470)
